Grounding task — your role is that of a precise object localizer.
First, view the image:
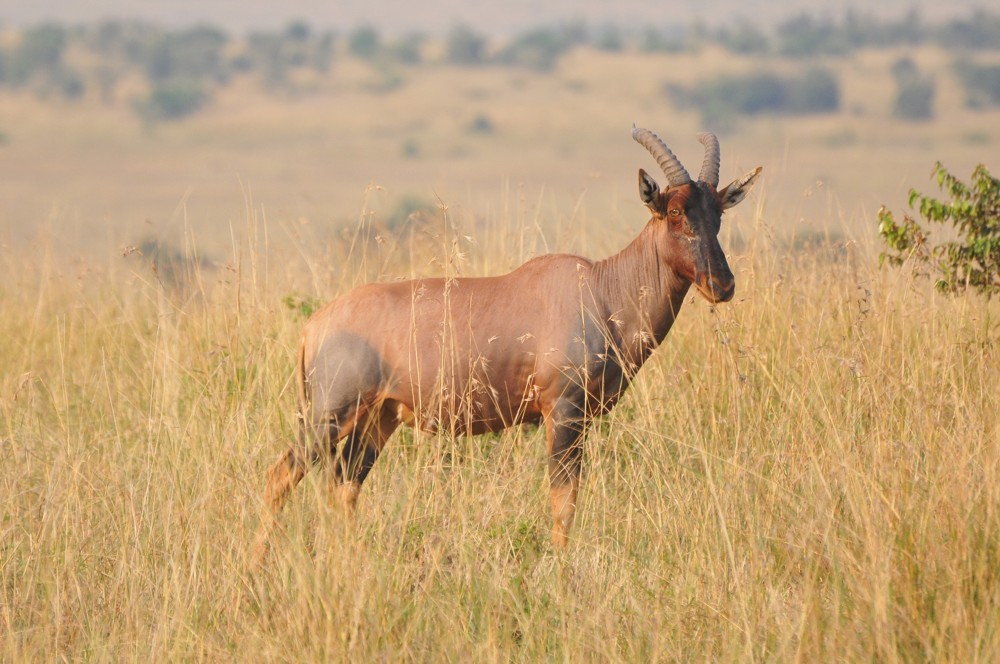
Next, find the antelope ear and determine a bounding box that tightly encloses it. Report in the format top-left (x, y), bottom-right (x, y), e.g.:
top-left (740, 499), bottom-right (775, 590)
top-left (719, 166), bottom-right (762, 211)
top-left (638, 169), bottom-right (662, 212)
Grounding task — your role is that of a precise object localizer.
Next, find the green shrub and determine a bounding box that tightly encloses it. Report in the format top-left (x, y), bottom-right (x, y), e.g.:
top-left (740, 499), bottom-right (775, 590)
top-left (878, 163), bottom-right (1000, 297)
top-left (283, 293), bottom-right (323, 319)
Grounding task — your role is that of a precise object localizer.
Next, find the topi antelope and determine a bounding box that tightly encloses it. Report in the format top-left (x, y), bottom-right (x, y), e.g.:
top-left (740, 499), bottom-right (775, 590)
top-left (252, 126), bottom-right (761, 561)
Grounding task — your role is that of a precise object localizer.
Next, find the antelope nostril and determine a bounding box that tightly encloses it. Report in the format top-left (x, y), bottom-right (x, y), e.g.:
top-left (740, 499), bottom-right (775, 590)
top-left (716, 282), bottom-right (735, 302)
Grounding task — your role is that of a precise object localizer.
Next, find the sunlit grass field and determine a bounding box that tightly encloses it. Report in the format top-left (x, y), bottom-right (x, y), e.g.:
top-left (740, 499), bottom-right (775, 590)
top-left (1, 181), bottom-right (998, 660)
top-left (2, 40), bottom-right (1000, 661)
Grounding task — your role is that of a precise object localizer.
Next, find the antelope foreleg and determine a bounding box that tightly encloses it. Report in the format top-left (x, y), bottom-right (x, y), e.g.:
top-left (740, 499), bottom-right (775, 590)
top-left (325, 406), bottom-right (398, 515)
top-left (549, 475), bottom-right (580, 549)
top-left (545, 403), bottom-right (585, 549)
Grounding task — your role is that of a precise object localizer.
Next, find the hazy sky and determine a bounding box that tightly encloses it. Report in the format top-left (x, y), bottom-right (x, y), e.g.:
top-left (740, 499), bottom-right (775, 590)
top-left (0, 0), bottom-right (985, 35)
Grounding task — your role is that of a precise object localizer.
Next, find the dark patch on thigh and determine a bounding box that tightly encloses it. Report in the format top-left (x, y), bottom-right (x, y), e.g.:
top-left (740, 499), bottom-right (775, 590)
top-left (306, 331), bottom-right (390, 415)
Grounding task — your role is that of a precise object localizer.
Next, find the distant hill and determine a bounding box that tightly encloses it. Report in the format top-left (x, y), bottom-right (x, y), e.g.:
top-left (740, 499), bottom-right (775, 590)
top-left (0, 0), bottom-right (989, 36)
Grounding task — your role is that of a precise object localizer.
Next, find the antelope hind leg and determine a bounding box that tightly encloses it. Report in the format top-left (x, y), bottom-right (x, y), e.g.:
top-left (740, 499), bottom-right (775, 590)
top-left (250, 448), bottom-right (308, 567)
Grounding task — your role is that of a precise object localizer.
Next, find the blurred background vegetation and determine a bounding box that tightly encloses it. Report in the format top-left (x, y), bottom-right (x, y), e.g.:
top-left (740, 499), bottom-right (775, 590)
top-left (1, 11), bottom-right (999, 124)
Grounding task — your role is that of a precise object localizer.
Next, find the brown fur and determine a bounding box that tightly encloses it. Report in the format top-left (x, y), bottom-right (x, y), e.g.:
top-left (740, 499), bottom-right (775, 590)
top-left (251, 135), bottom-right (761, 564)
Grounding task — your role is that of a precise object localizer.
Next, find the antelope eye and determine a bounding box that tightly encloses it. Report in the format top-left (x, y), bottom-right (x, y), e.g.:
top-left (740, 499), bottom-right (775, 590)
top-left (668, 209), bottom-right (682, 220)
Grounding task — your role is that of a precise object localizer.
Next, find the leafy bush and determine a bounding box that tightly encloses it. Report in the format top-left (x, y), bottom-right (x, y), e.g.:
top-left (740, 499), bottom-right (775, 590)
top-left (283, 293), bottom-right (323, 319)
top-left (878, 163), bottom-right (1000, 297)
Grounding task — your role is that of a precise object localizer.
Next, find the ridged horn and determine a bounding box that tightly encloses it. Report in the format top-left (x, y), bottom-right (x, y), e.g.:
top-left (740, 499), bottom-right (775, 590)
top-left (631, 125), bottom-right (691, 187)
top-left (696, 132), bottom-right (721, 188)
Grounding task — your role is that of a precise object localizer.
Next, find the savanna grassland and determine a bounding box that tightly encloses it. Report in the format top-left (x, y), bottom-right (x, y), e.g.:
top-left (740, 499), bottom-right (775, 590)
top-left (1, 23), bottom-right (999, 661)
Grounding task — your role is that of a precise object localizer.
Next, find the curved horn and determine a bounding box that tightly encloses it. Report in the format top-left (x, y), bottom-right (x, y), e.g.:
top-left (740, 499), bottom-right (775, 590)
top-left (631, 125), bottom-right (690, 187)
top-left (696, 132), bottom-right (720, 188)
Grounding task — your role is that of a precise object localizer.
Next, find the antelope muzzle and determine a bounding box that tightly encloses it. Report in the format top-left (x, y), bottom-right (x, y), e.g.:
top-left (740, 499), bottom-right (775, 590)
top-left (695, 265), bottom-right (735, 304)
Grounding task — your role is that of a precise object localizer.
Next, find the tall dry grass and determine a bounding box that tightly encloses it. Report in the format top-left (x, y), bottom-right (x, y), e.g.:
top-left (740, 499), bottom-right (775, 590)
top-left (1, 188), bottom-right (998, 662)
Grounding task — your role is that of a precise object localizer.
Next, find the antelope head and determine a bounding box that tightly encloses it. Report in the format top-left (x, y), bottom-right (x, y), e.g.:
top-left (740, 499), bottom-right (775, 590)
top-left (632, 126), bottom-right (762, 303)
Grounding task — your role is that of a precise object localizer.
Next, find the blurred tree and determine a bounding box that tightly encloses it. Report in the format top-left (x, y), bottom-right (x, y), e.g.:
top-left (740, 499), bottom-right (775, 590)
top-left (143, 26), bottom-right (228, 83)
top-left (386, 33), bottom-right (424, 64)
top-left (714, 24), bottom-right (770, 55)
top-left (8, 23), bottom-right (68, 85)
top-left (496, 28), bottom-right (573, 72)
top-left (594, 25), bottom-right (623, 52)
top-left (284, 20), bottom-right (310, 42)
top-left (891, 57), bottom-right (934, 120)
top-left (777, 14), bottom-right (850, 56)
top-left (239, 24), bottom-right (335, 90)
top-left (937, 10), bottom-right (1000, 51)
top-left (135, 79), bottom-right (207, 121)
top-left (674, 68), bottom-right (841, 128)
top-left (639, 27), bottom-right (691, 54)
top-left (790, 67), bottom-right (841, 112)
top-left (446, 25), bottom-right (486, 65)
top-left (955, 60), bottom-right (1000, 109)
top-left (348, 25), bottom-right (380, 59)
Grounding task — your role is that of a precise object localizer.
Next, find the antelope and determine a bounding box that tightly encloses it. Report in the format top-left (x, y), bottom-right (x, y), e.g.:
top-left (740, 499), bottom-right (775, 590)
top-left (252, 126), bottom-right (761, 561)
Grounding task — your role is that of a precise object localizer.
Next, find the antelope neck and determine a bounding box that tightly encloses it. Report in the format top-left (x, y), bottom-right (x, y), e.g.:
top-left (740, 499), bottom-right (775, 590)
top-left (592, 221), bottom-right (691, 359)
